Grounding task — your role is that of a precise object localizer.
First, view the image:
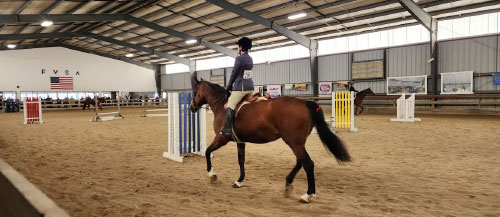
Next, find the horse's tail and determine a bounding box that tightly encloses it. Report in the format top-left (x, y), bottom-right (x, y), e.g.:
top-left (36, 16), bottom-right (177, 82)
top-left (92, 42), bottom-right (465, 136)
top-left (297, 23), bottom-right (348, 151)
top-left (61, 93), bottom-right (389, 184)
top-left (305, 101), bottom-right (351, 162)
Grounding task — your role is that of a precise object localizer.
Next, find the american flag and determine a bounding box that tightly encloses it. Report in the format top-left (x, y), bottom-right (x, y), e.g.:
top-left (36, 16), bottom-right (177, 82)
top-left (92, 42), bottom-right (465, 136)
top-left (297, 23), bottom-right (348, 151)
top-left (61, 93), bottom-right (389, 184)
top-left (50, 77), bottom-right (74, 90)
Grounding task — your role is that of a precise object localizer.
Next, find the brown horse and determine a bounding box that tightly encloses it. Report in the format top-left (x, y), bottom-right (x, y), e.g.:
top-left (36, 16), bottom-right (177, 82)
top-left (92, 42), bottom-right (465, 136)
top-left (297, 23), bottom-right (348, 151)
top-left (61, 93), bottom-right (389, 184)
top-left (190, 79), bottom-right (350, 203)
top-left (82, 97), bottom-right (104, 111)
top-left (354, 88), bottom-right (374, 115)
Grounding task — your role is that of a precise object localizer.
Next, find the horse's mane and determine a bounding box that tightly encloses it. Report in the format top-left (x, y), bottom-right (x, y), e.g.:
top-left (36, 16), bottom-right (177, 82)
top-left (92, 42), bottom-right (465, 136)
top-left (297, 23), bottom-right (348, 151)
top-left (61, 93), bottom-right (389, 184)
top-left (201, 80), bottom-right (226, 97)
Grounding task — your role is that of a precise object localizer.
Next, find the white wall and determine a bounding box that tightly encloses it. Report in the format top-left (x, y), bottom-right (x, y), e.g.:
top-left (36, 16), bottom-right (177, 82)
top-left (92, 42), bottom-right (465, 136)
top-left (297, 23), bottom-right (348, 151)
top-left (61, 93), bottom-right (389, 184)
top-left (0, 47), bottom-right (156, 92)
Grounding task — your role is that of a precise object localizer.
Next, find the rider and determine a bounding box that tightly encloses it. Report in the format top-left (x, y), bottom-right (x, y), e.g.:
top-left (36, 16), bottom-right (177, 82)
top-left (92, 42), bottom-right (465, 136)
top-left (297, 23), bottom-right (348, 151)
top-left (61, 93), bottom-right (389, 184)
top-left (345, 81), bottom-right (359, 93)
top-left (220, 37), bottom-right (254, 135)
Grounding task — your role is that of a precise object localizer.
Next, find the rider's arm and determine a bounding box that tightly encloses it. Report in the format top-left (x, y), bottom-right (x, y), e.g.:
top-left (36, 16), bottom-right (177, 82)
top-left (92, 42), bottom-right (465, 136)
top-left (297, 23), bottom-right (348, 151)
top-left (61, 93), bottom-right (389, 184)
top-left (226, 56), bottom-right (242, 90)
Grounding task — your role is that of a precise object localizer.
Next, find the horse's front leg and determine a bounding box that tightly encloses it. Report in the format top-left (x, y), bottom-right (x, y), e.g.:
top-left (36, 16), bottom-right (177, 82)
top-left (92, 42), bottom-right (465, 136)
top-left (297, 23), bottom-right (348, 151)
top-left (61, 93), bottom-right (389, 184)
top-left (205, 135), bottom-right (230, 183)
top-left (232, 143), bottom-right (245, 188)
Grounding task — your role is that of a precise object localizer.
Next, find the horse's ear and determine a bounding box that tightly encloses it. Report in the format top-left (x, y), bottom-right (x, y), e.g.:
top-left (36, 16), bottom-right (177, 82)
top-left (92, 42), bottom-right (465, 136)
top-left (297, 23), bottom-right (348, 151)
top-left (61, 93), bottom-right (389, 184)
top-left (190, 71), bottom-right (199, 92)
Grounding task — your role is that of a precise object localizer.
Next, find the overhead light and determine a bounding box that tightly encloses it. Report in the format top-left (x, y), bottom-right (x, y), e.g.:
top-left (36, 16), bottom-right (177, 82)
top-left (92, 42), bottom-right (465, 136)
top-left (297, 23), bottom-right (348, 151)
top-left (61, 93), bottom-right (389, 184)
top-left (185, 39), bottom-right (197, 44)
top-left (7, 44), bottom-right (16, 49)
top-left (179, 54), bottom-right (186, 57)
top-left (288, 12), bottom-right (307, 20)
top-left (125, 53), bottom-right (134, 58)
top-left (41, 20), bottom-right (54, 27)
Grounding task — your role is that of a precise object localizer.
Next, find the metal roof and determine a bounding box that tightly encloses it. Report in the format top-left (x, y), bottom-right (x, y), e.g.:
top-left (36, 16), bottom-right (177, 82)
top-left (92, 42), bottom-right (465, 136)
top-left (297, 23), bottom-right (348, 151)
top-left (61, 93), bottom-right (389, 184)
top-left (0, 0), bottom-right (498, 66)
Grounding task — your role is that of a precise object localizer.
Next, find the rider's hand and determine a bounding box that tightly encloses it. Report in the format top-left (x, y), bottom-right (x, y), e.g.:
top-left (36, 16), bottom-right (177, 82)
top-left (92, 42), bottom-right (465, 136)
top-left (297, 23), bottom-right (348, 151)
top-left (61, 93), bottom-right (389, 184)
top-left (226, 89), bottom-right (232, 98)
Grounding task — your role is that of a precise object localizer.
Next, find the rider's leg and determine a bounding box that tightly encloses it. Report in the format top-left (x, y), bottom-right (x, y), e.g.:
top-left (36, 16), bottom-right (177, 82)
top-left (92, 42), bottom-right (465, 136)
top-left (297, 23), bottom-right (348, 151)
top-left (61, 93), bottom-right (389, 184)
top-left (220, 91), bottom-right (251, 135)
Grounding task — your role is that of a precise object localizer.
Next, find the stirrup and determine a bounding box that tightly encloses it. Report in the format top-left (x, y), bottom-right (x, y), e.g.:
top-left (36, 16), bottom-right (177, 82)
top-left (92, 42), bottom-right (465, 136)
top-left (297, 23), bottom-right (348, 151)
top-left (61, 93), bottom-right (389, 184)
top-left (220, 127), bottom-right (232, 135)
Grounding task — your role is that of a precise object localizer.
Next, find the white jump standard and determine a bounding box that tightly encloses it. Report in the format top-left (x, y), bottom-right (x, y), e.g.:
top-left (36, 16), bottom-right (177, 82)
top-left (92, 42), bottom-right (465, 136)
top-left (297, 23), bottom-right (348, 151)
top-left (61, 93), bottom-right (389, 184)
top-left (91, 96), bottom-right (124, 122)
top-left (163, 92), bottom-right (207, 163)
top-left (391, 93), bottom-right (421, 122)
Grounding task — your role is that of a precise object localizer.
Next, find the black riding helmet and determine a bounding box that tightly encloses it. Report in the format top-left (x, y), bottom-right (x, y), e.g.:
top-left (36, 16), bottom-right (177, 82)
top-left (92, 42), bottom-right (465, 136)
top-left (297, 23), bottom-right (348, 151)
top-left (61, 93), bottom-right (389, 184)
top-left (237, 37), bottom-right (252, 51)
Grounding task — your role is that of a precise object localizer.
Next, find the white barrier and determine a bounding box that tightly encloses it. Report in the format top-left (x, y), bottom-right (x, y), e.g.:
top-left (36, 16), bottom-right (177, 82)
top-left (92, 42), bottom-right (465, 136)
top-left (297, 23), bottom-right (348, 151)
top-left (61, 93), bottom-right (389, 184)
top-left (91, 96), bottom-right (124, 122)
top-left (332, 91), bottom-right (357, 132)
top-left (23, 97), bottom-right (43, 124)
top-left (143, 108), bottom-right (168, 117)
top-left (163, 92), bottom-right (207, 163)
top-left (390, 93), bottom-right (421, 122)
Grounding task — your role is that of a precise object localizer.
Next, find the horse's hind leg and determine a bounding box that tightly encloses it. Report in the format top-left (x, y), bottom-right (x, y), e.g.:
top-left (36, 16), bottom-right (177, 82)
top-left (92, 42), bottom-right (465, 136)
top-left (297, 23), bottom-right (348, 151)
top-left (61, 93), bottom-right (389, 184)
top-left (289, 145), bottom-right (316, 203)
top-left (232, 142), bottom-right (245, 188)
top-left (299, 151), bottom-right (315, 203)
top-left (285, 160), bottom-right (302, 188)
top-left (358, 105), bottom-right (364, 115)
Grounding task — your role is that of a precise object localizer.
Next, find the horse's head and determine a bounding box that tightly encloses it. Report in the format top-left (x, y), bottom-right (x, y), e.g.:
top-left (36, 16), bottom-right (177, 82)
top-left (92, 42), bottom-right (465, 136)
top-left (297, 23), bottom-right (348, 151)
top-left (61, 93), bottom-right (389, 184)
top-left (190, 77), bottom-right (209, 113)
top-left (365, 88), bottom-right (375, 95)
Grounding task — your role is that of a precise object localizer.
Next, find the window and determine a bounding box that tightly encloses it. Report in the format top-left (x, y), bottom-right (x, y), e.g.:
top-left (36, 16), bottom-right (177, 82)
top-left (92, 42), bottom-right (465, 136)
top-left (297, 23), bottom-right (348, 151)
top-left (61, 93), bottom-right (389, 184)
top-left (165, 63), bottom-right (189, 74)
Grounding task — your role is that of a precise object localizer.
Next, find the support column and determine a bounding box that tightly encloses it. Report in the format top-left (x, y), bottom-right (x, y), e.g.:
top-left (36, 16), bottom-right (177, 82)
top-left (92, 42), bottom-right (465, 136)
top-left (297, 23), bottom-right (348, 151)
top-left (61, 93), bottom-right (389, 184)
top-left (430, 18), bottom-right (438, 95)
top-left (310, 41), bottom-right (319, 96)
top-left (153, 64), bottom-right (162, 96)
top-left (189, 61), bottom-right (197, 89)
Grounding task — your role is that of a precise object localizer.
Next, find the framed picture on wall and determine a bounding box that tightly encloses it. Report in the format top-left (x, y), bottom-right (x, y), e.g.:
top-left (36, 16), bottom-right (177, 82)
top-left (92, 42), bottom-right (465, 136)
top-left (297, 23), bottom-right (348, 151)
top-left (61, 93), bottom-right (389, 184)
top-left (254, 86), bottom-right (264, 96)
top-left (387, 75), bottom-right (427, 95)
top-left (267, 85), bottom-right (281, 98)
top-left (351, 60), bottom-right (384, 80)
top-left (319, 82), bottom-right (332, 95)
top-left (440, 71), bottom-right (473, 94)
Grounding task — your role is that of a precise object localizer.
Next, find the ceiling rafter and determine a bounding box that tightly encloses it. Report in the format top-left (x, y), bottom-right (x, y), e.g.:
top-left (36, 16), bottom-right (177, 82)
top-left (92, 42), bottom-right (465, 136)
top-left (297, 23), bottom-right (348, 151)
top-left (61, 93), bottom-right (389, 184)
top-left (156, 0), bottom-right (465, 56)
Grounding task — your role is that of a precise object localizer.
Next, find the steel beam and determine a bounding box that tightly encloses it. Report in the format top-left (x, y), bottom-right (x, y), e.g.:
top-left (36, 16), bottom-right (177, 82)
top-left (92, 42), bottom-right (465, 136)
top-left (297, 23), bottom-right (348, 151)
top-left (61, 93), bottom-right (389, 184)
top-left (205, 0), bottom-right (314, 49)
top-left (398, 0), bottom-right (438, 94)
top-left (82, 32), bottom-right (190, 65)
top-left (0, 43), bottom-right (59, 51)
top-left (15, 0), bottom-right (32, 14)
top-left (61, 44), bottom-right (154, 70)
top-left (126, 16), bottom-right (237, 58)
top-left (0, 32), bottom-right (190, 65)
top-left (0, 14), bottom-right (126, 23)
top-left (0, 14), bottom-right (239, 58)
top-left (399, 0), bottom-right (433, 31)
top-left (0, 32), bottom-right (73, 40)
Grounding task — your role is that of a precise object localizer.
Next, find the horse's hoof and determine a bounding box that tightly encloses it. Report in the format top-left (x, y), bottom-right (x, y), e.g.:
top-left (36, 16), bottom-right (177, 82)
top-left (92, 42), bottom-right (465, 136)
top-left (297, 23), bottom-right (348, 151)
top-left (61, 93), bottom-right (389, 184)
top-left (284, 184), bottom-right (293, 197)
top-left (299, 193), bottom-right (316, 203)
top-left (209, 174), bottom-right (217, 183)
top-left (232, 181), bottom-right (243, 188)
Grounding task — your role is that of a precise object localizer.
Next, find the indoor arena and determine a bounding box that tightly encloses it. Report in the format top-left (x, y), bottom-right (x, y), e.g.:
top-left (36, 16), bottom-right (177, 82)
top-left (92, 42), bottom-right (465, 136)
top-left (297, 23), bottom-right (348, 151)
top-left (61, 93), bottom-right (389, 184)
top-left (1, 1), bottom-right (500, 217)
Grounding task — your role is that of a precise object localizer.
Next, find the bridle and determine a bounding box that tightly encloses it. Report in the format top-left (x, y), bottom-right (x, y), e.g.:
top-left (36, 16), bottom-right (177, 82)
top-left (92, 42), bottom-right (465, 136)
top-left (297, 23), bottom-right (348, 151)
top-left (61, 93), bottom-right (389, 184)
top-left (190, 90), bottom-right (226, 111)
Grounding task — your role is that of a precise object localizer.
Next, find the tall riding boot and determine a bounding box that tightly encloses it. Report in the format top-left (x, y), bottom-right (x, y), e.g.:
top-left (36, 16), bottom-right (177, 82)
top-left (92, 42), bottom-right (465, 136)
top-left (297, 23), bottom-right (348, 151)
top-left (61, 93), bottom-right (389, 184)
top-left (220, 108), bottom-right (235, 135)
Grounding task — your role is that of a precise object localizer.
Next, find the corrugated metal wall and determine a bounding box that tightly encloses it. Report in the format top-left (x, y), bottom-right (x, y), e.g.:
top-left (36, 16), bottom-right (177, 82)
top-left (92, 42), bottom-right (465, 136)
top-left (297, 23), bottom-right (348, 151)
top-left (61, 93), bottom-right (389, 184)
top-left (354, 81), bottom-right (386, 94)
top-left (197, 70), bottom-right (211, 81)
top-left (252, 64), bottom-right (266, 85)
top-left (353, 50), bottom-right (384, 62)
top-left (318, 54), bottom-right (349, 81)
top-left (212, 68), bottom-right (225, 75)
top-left (266, 61), bottom-right (289, 84)
top-left (289, 59), bottom-right (311, 83)
top-left (387, 44), bottom-right (431, 77)
top-left (162, 35), bottom-right (500, 97)
top-left (160, 74), bottom-right (171, 90)
top-left (439, 36), bottom-right (497, 73)
top-left (225, 67), bottom-right (232, 85)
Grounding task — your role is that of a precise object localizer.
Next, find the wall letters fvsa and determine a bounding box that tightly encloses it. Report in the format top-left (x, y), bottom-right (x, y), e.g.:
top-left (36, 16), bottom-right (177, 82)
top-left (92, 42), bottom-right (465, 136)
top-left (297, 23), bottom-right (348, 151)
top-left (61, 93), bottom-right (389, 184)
top-left (41, 69), bottom-right (81, 76)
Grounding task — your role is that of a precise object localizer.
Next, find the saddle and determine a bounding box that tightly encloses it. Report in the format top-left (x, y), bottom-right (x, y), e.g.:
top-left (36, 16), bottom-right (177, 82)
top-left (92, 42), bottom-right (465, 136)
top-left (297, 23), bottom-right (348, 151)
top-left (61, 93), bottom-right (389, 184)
top-left (224, 92), bottom-right (267, 113)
